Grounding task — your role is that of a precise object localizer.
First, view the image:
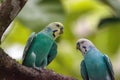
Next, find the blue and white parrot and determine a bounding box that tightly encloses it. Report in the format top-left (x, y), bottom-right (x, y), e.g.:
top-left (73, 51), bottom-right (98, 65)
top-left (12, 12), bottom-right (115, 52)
top-left (76, 38), bottom-right (115, 80)
top-left (22, 22), bottom-right (64, 70)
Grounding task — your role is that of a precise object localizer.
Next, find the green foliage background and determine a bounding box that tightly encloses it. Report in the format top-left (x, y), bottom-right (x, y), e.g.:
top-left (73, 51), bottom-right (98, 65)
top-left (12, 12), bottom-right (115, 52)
top-left (1, 0), bottom-right (120, 79)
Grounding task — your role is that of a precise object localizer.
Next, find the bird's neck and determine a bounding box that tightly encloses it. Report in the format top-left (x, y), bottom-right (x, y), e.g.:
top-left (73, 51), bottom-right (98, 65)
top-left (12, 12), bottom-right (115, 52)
top-left (84, 46), bottom-right (102, 58)
top-left (42, 27), bottom-right (55, 40)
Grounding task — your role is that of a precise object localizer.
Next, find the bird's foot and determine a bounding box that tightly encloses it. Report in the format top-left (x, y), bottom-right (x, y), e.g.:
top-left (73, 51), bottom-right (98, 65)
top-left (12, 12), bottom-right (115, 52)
top-left (33, 67), bottom-right (46, 73)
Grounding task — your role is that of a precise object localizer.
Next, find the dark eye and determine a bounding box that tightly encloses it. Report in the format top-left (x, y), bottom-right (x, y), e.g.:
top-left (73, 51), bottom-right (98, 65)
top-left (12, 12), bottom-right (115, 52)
top-left (56, 24), bottom-right (60, 27)
top-left (81, 41), bottom-right (85, 44)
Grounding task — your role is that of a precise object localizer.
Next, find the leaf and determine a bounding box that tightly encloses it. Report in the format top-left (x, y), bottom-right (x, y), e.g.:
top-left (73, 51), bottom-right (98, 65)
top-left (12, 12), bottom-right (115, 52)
top-left (17, 0), bottom-right (65, 32)
top-left (0, 0), bottom-right (4, 3)
top-left (89, 22), bottom-right (120, 56)
top-left (1, 20), bottom-right (32, 47)
top-left (62, 0), bottom-right (111, 40)
top-left (100, 0), bottom-right (120, 17)
top-left (98, 17), bottom-right (120, 28)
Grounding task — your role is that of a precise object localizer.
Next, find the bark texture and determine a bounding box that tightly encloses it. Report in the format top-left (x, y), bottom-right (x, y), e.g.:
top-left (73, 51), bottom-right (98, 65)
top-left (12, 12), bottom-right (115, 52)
top-left (0, 48), bottom-right (76, 80)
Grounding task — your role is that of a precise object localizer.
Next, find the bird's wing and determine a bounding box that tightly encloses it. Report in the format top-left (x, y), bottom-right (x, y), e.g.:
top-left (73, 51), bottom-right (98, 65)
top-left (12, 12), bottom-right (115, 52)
top-left (103, 54), bottom-right (115, 80)
top-left (80, 60), bottom-right (89, 80)
top-left (22, 32), bottom-right (36, 63)
top-left (47, 42), bottom-right (57, 65)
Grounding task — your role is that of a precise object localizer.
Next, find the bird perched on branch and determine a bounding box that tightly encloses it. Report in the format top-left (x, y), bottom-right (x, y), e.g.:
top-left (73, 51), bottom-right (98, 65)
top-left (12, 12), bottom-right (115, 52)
top-left (22, 22), bottom-right (64, 70)
top-left (76, 38), bottom-right (115, 80)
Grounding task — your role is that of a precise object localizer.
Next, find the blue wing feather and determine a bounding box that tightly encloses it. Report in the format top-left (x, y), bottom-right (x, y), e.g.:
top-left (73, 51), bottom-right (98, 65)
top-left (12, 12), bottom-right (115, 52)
top-left (80, 60), bottom-right (89, 80)
top-left (47, 42), bottom-right (57, 65)
top-left (103, 55), bottom-right (115, 80)
top-left (22, 32), bottom-right (36, 64)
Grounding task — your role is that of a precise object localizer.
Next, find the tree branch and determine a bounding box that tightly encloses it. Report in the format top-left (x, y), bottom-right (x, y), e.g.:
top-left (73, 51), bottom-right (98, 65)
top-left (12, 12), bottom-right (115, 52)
top-left (0, 0), bottom-right (27, 41)
top-left (0, 48), bottom-right (76, 80)
top-left (0, 0), bottom-right (77, 80)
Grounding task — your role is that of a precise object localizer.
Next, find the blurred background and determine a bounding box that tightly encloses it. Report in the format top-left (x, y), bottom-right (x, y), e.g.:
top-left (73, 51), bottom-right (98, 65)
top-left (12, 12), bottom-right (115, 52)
top-left (0, 0), bottom-right (120, 79)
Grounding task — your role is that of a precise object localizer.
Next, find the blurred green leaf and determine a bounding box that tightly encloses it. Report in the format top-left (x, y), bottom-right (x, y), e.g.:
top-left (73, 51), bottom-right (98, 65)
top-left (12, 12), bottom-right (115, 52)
top-left (98, 17), bottom-right (120, 28)
top-left (1, 20), bottom-right (32, 48)
top-left (17, 0), bottom-right (65, 32)
top-left (0, 0), bottom-right (3, 3)
top-left (62, 0), bottom-right (111, 41)
top-left (97, 21), bottom-right (120, 55)
top-left (100, 0), bottom-right (120, 17)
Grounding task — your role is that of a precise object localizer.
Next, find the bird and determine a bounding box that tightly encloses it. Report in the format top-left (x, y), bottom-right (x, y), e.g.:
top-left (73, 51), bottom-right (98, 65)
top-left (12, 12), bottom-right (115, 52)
top-left (76, 38), bottom-right (115, 80)
top-left (22, 22), bottom-right (64, 70)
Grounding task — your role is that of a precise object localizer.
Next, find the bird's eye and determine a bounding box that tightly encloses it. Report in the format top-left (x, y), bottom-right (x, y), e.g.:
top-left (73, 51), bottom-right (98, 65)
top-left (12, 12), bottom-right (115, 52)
top-left (56, 24), bottom-right (60, 27)
top-left (80, 41), bottom-right (85, 44)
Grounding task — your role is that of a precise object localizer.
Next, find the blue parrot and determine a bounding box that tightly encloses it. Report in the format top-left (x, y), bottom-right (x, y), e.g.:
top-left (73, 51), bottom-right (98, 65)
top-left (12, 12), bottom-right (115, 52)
top-left (22, 22), bottom-right (64, 70)
top-left (76, 38), bottom-right (115, 80)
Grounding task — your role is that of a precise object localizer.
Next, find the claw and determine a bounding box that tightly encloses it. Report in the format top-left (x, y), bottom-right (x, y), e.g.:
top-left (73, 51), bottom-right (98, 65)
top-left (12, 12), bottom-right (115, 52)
top-left (33, 67), bottom-right (45, 73)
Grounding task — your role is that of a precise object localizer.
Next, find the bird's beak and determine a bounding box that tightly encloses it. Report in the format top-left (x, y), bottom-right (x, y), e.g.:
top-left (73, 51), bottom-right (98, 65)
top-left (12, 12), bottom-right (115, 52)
top-left (60, 27), bottom-right (64, 34)
top-left (76, 42), bottom-right (81, 51)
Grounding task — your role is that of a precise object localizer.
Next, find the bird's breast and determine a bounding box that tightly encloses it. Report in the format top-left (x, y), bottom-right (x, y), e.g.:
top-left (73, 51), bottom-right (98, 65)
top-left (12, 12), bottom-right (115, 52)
top-left (84, 51), bottom-right (108, 80)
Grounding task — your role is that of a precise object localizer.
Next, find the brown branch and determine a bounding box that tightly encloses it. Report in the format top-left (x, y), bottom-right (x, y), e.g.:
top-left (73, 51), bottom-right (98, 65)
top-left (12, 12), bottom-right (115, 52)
top-left (0, 48), bottom-right (76, 80)
top-left (0, 0), bottom-right (27, 41)
top-left (0, 0), bottom-right (77, 80)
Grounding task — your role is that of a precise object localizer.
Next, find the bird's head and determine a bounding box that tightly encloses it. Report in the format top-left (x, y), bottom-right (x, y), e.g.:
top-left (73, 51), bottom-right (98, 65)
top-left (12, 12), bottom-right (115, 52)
top-left (47, 22), bottom-right (64, 39)
top-left (76, 38), bottom-right (95, 56)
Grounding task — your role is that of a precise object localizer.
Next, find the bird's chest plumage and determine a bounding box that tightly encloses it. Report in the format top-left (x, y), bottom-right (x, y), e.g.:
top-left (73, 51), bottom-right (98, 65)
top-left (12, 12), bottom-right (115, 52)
top-left (27, 32), bottom-right (54, 64)
top-left (84, 49), bottom-right (109, 80)
top-left (32, 33), bottom-right (54, 56)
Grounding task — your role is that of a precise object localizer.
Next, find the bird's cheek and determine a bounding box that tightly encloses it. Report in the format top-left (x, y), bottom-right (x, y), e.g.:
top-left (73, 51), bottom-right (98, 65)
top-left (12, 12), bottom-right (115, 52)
top-left (55, 30), bottom-right (60, 37)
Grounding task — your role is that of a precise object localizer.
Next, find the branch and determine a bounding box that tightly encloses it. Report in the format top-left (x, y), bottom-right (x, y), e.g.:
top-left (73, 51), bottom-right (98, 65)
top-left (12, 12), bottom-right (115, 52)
top-left (0, 0), bottom-right (77, 80)
top-left (0, 48), bottom-right (76, 80)
top-left (0, 0), bottom-right (27, 41)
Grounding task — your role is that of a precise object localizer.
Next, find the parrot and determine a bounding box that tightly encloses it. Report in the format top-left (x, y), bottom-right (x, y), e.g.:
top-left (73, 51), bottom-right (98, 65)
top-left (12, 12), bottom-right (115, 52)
top-left (76, 38), bottom-right (115, 80)
top-left (22, 22), bottom-right (64, 70)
